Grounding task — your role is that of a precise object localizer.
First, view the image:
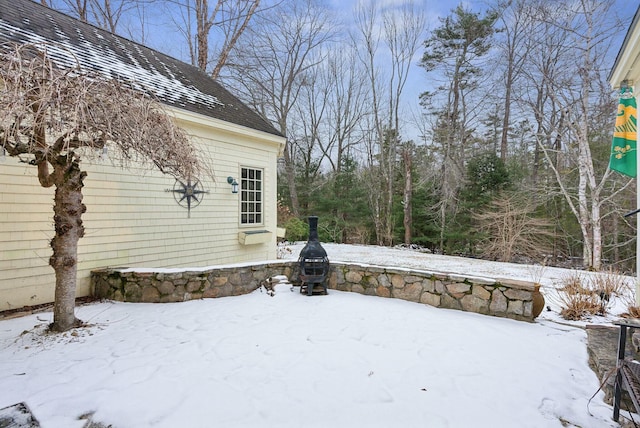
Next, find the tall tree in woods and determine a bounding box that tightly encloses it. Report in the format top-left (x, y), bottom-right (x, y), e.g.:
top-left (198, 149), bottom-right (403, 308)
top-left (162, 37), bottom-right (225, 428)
top-left (353, 1), bottom-right (385, 243)
top-left (354, 0), bottom-right (425, 245)
top-left (173, 0), bottom-right (261, 78)
top-left (310, 49), bottom-right (369, 176)
top-left (292, 73), bottom-right (324, 212)
top-left (221, 0), bottom-right (334, 216)
top-left (385, 2), bottom-right (425, 245)
top-left (529, 0), bottom-right (624, 270)
top-left (401, 142), bottom-right (414, 244)
top-left (517, 1), bottom-right (565, 189)
top-left (420, 4), bottom-right (498, 253)
top-left (292, 48), bottom-right (371, 237)
top-left (0, 43), bottom-right (205, 332)
top-left (494, 0), bottom-right (532, 161)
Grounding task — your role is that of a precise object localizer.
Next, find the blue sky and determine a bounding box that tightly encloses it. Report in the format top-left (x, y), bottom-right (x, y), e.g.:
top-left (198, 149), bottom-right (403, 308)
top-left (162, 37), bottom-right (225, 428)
top-left (62, 0), bottom-right (640, 142)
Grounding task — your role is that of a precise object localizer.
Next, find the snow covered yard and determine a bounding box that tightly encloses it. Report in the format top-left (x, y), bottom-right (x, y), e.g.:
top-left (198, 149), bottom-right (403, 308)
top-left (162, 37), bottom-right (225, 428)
top-left (0, 244), bottom-right (631, 427)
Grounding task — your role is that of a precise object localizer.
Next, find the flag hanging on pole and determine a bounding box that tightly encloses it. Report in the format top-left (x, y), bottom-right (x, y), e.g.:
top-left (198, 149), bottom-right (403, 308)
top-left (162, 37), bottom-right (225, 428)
top-left (610, 87), bottom-right (637, 177)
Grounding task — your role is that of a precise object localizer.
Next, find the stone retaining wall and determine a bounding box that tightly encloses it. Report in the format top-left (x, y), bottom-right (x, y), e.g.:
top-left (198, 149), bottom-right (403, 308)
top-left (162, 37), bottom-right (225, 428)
top-left (328, 263), bottom-right (544, 322)
top-left (91, 261), bottom-right (544, 322)
top-left (92, 262), bottom-right (294, 303)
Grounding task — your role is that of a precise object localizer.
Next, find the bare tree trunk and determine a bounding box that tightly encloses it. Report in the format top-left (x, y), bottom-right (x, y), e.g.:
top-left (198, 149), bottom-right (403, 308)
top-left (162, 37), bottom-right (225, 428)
top-left (74, 0), bottom-right (88, 21)
top-left (439, 193), bottom-right (447, 253)
top-left (174, 0), bottom-right (259, 76)
top-left (283, 139), bottom-right (300, 216)
top-left (613, 214), bottom-right (619, 264)
top-left (500, 71), bottom-right (512, 160)
top-left (592, 203), bottom-right (602, 269)
top-left (196, 0), bottom-right (218, 71)
top-left (577, 145), bottom-right (593, 267)
top-left (402, 146), bottom-right (412, 244)
top-left (531, 83), bottom-right (545, 188)
top-left (211, 0), bottom-right (260, 79)
top-left (50, 158), bottom-right (86, 331)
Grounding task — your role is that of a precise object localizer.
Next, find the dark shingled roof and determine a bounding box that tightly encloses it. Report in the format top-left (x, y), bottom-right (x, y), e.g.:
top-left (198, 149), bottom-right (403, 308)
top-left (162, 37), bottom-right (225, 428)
top-left (0, 0), bottom-right (283, 138)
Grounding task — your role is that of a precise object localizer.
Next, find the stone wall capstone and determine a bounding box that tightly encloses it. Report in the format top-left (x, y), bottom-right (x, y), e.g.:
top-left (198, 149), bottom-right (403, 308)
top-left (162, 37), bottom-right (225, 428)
top-left (91, 261), bottom-right (544, 322)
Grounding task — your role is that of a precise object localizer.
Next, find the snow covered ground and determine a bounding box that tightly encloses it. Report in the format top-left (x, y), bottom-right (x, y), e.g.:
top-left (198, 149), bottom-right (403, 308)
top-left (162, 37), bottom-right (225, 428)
top-left (0, 244), bottom-right (632, 427)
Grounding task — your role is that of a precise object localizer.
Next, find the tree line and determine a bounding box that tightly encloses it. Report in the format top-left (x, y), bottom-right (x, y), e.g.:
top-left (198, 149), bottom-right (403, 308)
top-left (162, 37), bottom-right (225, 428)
top-left (42, 0), bottom-right (637, 272)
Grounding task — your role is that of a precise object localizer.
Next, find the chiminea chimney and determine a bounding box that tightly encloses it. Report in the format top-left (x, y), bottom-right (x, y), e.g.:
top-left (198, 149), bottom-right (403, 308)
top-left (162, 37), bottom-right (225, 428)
top-left (297, 216), bottom-right (330, 295)
top-left (308, 215), bottom-right (319, 241)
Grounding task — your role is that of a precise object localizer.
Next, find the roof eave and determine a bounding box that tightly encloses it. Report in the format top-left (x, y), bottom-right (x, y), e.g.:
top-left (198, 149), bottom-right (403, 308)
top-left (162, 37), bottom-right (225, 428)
top-left (610, 5), bottom-right (640, 88)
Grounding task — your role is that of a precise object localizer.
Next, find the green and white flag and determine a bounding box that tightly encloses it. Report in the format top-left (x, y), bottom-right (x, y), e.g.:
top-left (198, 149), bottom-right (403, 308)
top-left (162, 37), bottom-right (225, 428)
top-left (610, 88), bottom-right (637, 177)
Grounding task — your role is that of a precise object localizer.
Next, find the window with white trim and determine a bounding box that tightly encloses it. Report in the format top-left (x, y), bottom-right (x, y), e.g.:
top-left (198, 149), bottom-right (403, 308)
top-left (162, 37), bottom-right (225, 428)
top-left (240, 167), bottom-right (263, 224)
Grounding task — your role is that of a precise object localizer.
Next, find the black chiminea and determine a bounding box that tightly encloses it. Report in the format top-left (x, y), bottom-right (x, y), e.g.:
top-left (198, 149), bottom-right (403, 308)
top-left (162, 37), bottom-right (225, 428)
top-left (297, 216), bottom-right (330, 295)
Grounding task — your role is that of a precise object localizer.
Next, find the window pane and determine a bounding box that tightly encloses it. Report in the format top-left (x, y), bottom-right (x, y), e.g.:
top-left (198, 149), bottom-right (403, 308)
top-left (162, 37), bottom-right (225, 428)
top-left (240, 167), bottom-right (263, 225)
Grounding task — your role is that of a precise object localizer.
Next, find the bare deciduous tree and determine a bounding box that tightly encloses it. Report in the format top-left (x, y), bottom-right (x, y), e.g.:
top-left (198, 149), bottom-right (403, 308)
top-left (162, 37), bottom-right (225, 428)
top-left (529, 0), bottom-right (625, 270)
top-left (354, 0), bottom-right (425, 245)
top-left (209, 0), bottom-right (260, 79)
top-left (222, 0), bottom-right (334, 216)
top-left (302, 49), bottom-right (368, 175)
top-left (494, 0), bottom-right (533, 161)
top-left (172, 0), bottom-right (261, 78)
top-left (0, 43), bottom-right (205, 332)
top-left (474, 195), bottom-right (554, 262)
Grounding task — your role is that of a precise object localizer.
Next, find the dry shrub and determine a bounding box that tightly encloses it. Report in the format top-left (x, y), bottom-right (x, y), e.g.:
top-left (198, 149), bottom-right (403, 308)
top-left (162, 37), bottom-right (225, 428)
top-left (626, 306), bottom-right (640, 319)
top-left (619, 279), bottom-right (640, 319)
top-left (474, 195), bottom-right (554, 263)
top-left (593, 267), bottom-right (631, 308)
top-left (527, 262), bottom-right (547, 285)
top-left (556, 269), bottom-right (630, 320)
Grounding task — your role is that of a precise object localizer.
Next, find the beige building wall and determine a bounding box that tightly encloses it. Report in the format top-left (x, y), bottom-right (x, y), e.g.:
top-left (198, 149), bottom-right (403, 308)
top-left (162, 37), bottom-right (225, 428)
top-left (0, 107), bottom-right (284, 311)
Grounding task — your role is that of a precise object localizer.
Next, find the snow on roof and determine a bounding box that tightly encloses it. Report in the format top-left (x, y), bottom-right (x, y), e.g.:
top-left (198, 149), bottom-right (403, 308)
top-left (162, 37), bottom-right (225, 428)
top-left (0, 20), bottom-right (222, 110)
top-left (0, 0), bottom-right (283, 137)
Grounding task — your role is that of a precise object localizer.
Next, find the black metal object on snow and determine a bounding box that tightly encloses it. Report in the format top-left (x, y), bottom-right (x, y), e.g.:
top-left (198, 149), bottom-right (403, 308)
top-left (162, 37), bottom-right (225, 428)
top-left (613, 319), bottom-right (640, 422)
top-left (297, 216), bottom-right (329, 296)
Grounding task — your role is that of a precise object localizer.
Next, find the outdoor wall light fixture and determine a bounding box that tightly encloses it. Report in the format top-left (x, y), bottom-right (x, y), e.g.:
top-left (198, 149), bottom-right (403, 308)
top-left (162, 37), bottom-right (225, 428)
top-left (227, 176), bottom-right (239, 194)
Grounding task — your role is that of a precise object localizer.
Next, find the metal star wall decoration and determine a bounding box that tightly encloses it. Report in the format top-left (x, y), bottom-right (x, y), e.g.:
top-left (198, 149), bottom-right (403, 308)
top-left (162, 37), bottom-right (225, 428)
top-left (166, 178), bottom-right (208, 218)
